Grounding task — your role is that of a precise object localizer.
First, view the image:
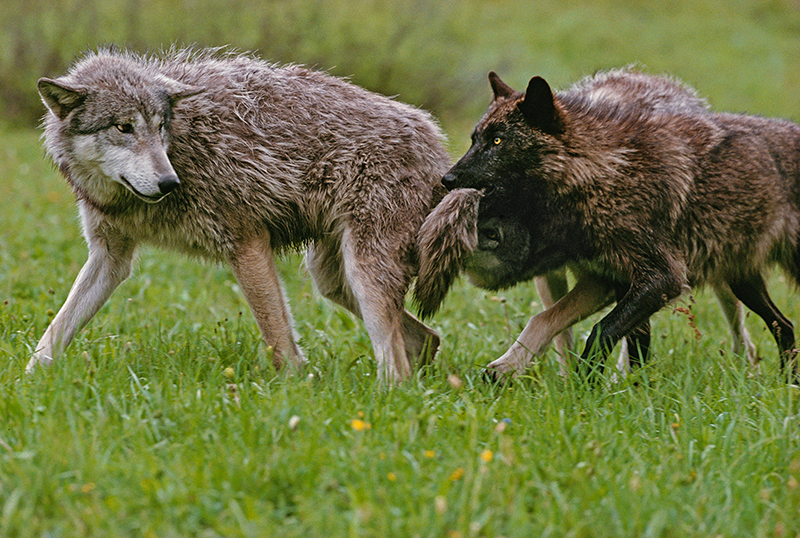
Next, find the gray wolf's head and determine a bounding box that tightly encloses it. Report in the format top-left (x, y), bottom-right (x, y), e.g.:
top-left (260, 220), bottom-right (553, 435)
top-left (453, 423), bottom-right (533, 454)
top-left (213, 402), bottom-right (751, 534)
top-left (38, 50), bottom-right (203, 204)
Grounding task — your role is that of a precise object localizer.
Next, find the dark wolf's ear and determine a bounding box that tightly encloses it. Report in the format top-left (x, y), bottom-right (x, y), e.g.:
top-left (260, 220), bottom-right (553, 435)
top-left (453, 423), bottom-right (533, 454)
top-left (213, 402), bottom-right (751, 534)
top-left (518, 76), bottom-right (561, 134)
top-left (37, 78), bottom-right (87, 120)
top-left (489, 71), bottom-right (516, 101)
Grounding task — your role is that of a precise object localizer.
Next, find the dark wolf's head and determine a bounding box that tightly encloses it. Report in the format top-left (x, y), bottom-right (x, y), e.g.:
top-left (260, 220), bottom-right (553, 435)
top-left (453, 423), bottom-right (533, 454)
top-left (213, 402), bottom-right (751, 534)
top-left (440, 72), bottom-right (591, 277)
top-left (38, 50), bottom-right (203, 205)
top-left (441, 72), bottom-right (565, 200)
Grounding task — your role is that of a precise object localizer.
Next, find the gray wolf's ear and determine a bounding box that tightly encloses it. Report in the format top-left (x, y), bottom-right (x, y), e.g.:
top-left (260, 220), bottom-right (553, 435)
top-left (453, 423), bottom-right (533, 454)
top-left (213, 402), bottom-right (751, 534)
top-left (489, 71), bottom-right (515, 101)
top-left (519, 76), bottom-right (561, 134)
top-left (38, 78), bottom-right (87, 120)
top-left (157, 75), bottom-right (205, 106)
top-left (168, 84), bottom-right (205, 105)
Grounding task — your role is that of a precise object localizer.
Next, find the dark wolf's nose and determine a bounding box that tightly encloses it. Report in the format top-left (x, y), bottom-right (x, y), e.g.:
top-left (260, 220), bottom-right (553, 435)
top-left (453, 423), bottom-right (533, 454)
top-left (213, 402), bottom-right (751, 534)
top-left (158, 174), bottom-right (180, 195)
top-left (441, 172), bottom-right (456, 189)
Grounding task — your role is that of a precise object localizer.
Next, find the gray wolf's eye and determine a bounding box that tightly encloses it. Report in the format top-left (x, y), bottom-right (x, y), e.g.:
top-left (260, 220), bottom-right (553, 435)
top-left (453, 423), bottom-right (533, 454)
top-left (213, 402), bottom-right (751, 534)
top-left (116, 123), bottom-right (134, 134)
top-left (493, 136), bottom-right (502, 145)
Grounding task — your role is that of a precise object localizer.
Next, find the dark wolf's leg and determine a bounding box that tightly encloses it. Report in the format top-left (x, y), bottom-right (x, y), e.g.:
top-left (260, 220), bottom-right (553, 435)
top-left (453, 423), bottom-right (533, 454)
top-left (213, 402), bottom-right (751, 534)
top-left (612, 282), bottom-right (651, 371)
top-left (624, 322), bottom-right (652, 370)
top-left (714, 283), bottom-right (758, 367)
top-left (229, 232), bottom-right (305, 370)
top-left (534, 270), bottom-right (575, 376)
top-left (28, 233), bottom-right (136, 372)
top-left (486, 273), bottom-right (614, 377)
top-left (728, 275), bottom-right (796, 377)
top-left (580, 270), bottom-right (684, 382)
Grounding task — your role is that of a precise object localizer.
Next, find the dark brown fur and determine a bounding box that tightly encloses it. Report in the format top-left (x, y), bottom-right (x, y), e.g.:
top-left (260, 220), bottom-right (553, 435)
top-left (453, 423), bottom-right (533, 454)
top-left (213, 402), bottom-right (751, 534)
top-left (442, 68), bottom-right (800, 381)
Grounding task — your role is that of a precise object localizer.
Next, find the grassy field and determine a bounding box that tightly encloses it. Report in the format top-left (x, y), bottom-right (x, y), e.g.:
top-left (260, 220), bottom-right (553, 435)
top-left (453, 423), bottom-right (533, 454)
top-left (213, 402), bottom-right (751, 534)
top-left (3, 0), bottom-right (800, 531)
top-left (1, 115), bottom-right (800, 535)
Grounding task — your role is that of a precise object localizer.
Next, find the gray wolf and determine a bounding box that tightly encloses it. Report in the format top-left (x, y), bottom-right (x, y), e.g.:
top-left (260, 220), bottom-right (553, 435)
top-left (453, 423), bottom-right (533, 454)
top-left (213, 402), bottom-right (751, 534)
top-left (30, 47), bottom-right (451, 382)
top-left (437, 67), bottom-right (796, 381)
top-left (419, 188), bottom-right (757, 378)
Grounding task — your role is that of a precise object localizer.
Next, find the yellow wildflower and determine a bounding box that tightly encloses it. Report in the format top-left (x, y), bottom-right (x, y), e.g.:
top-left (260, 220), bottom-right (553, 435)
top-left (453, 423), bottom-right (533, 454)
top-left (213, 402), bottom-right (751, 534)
top-left (449, 467), bottom-right (465, 481)
top-left (350, 419), bottom-right (371, 431)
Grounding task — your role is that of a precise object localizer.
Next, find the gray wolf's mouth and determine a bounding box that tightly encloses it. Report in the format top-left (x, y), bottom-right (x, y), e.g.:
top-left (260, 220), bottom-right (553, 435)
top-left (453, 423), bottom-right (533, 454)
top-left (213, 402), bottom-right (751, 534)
top-left (119, 175), bottom-right (168, 203)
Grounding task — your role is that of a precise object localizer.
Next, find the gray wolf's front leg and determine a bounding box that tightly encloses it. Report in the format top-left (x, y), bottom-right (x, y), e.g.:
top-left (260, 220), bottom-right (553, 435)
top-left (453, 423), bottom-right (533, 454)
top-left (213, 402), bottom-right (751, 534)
top-left (229, 233), bottom-right (306, 370)
top-left (28, 238), bottom-right (135, 372)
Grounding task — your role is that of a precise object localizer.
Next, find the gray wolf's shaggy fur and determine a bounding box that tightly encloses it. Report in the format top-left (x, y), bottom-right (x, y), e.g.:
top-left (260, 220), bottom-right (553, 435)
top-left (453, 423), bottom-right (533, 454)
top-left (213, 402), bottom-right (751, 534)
top-left (31, 47), bottom-right (451, 382)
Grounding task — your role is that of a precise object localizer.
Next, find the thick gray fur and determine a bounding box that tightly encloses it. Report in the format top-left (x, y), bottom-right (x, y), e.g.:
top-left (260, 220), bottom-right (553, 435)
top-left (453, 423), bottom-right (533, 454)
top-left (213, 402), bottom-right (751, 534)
top-left (31, 47), bottom-right (451, 382)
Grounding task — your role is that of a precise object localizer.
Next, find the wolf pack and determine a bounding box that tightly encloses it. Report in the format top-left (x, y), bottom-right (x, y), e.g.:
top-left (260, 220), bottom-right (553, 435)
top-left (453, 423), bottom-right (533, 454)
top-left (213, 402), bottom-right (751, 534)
top-left (29, 47), bottom-right (800, 386)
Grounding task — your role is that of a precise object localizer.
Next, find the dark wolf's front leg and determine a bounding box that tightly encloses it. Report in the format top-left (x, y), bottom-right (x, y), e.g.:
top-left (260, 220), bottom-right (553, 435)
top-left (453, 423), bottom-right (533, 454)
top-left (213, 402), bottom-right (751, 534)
top-left (580, 270), bottom-right (684, 382)
top-left (728, 274), bottom-right (797, 379)
top-left (486, 273), bottom-right (615, 377)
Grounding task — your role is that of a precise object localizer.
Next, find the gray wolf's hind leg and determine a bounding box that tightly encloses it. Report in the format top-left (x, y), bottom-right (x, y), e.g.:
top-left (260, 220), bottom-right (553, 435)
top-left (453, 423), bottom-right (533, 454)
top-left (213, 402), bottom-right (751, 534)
top-left (229, 232), bottom-right (306, 371)
top-left (307, 230), bottom-right (435, 383)
top-left (400, 312), bottom-right (440, 370)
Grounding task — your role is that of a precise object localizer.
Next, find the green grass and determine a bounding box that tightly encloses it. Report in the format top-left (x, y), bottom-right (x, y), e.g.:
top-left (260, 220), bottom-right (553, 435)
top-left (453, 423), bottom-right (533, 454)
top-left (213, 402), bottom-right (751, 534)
top-left (2, 119), bottom-right (800, 536)
top-left (0, 13), bottom-right (800, 528)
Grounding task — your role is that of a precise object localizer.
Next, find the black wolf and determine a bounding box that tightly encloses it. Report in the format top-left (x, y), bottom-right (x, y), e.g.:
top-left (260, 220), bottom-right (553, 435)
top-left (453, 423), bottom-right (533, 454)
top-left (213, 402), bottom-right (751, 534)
top-left (31, 47), bottom-right (451, 382)
top-left (440, 68), bottom-right (798, 380)
top-left (419, 187), bottom-right (756, 378)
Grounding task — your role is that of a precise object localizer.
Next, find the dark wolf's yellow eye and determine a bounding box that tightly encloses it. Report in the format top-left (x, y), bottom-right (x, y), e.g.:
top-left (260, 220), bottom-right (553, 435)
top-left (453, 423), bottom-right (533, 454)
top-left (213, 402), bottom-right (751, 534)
top-left (485, 228), bottom-right (501, 242)
top-left (493, 136), bottom-right (502, 145)
top-left (116, 123), bottom-right (134, 134)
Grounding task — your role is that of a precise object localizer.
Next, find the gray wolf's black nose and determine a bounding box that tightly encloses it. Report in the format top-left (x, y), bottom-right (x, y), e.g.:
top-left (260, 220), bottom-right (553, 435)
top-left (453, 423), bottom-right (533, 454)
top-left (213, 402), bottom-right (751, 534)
top-left (158, 174), bottom-right (180, 195)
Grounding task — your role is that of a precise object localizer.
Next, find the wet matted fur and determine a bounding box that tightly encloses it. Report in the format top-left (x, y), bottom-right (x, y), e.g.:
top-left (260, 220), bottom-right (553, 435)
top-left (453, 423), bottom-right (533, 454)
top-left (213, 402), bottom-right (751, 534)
top-left (31, 47), bottom-right (452, 382)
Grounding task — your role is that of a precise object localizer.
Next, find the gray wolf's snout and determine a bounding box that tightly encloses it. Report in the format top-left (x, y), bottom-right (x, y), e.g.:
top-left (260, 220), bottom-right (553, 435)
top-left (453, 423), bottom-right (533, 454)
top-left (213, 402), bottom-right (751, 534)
top-left (158, 174), bottom-right (180, 195)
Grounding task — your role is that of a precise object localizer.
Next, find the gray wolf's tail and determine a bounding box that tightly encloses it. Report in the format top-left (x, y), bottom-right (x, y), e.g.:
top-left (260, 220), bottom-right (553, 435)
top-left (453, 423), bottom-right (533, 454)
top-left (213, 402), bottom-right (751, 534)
top-left (413, 188), bottom-right (482, 319)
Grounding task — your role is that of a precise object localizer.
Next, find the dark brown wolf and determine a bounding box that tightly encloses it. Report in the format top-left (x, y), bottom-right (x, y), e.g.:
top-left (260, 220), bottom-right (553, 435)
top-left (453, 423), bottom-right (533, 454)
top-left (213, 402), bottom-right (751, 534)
top-left (439, 68), bottom-right (799, 381)
top-left (30, 47), bottom-right (451, 382)
top-left (418, 188), bottom-right (757, 379)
